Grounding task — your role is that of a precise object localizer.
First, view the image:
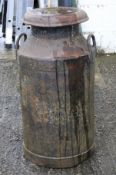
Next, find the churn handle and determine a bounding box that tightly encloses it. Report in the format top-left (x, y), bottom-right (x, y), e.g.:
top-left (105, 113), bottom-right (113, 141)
top-left (15, 33), bottom-right (27, 60)
top-left (87, 34), bottom-right (97, 61)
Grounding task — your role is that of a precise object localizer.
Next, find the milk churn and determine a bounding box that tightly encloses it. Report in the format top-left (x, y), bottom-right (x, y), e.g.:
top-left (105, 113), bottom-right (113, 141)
top-left (16, 7), bottom-right (96, 168)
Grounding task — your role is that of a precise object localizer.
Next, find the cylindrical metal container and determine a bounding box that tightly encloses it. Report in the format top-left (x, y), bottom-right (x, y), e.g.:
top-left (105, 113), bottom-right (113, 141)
top-left (16, 7), bottom-right (96, 168)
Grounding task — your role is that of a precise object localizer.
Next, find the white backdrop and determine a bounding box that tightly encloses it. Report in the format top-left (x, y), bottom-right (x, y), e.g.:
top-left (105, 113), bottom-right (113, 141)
top-left (79, 0), bottom-right (116, 53)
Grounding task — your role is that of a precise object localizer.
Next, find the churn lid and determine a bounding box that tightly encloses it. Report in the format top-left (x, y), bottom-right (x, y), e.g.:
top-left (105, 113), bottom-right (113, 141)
top-left (24, 7), bottom-right (88, 27)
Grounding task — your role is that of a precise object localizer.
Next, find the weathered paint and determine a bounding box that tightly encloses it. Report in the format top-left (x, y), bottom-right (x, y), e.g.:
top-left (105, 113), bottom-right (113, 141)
top-left (17, 7), bottom-right (96, 168)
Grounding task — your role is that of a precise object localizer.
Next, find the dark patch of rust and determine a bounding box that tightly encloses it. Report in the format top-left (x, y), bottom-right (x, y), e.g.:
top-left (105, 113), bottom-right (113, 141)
top-left (66, 56), bottom-right (91, 163)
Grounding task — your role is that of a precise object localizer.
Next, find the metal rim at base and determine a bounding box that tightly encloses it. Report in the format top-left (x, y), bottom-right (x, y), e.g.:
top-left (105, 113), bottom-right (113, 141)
top-left (23, 143), bottom-right (94, 168)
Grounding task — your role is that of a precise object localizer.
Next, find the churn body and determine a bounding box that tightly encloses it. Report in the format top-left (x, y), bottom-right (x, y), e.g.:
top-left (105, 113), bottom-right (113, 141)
top-left (17, 8), bottom-right (96, 168)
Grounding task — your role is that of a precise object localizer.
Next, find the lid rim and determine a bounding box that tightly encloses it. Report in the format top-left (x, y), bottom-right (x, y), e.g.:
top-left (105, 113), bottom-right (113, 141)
top-left (24, 7), bottom-right (89, 27)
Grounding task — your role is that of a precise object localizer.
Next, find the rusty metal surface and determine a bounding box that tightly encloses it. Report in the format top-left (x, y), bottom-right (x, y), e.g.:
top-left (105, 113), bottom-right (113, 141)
top-left (19, 55), bottom-right (95, 168)
top-left (17, 9), bottom-right (95, 168)
top-left (19, 25), bottom-right (89, 60)
top-left (24, 7), bottom-right (88, 27)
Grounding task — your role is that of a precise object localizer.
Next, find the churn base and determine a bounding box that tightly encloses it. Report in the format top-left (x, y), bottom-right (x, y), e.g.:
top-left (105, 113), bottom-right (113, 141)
top-left (23, 143), bottom-right (94, 169)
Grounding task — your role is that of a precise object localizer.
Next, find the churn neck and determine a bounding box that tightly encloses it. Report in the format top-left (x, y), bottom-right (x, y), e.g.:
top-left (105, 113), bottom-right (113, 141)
top-left (31, 24), bottom-right (81, 39)
top-left (24, 8), bottom-right (88, 37)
